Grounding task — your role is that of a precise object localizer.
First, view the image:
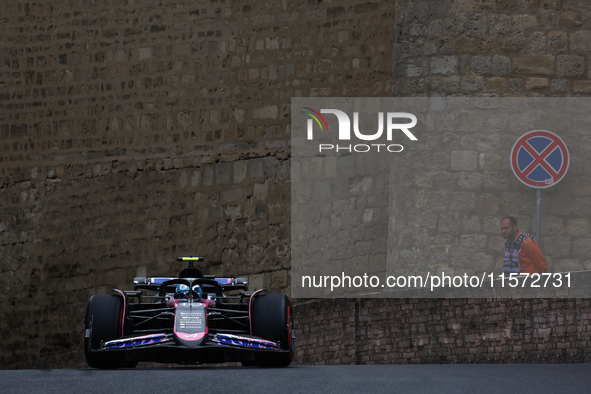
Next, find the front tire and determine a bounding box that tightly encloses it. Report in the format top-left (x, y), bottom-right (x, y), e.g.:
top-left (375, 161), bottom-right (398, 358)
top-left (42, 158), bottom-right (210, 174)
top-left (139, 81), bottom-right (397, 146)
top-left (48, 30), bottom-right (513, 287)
top-left (251, 294), bottom-right (294, 367)
top-left (84, 294), bottom-right (126, 369)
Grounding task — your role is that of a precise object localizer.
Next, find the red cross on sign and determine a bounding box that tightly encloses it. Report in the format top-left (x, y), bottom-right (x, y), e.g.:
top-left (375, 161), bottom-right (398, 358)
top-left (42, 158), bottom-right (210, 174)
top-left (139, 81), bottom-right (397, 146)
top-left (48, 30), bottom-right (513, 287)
top-left (510, 130), bottom-right (569, 189)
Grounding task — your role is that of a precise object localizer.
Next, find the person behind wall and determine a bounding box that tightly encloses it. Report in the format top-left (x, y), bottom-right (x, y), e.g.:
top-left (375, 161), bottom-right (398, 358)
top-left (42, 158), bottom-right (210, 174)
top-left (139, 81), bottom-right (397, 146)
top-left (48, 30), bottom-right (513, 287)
top-left (500, 216), bottom-right (548, 276)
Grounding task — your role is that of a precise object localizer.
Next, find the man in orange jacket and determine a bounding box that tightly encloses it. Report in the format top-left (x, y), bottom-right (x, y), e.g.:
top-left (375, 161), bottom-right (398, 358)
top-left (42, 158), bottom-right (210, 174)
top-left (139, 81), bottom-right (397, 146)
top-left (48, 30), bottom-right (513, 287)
top-left (500, 216), bottom-right (548, 275)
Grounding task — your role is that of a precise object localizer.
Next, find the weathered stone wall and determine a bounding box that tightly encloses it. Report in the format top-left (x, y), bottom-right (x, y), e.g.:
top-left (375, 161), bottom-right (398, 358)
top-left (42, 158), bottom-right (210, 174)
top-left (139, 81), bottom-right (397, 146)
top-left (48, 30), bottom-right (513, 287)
top-left (388, 0), bottom-right (591, 276)
top-left (394, 0), bottom-right (591, 97)
top-left (291, 0), bottom-right (591, 366)
top-left (387, 98), bottom-right (591, 279)
top-left (0, 0), bottom-right (394, 367)
top-left (295, 0), bottom-right (591, 366)
top-left (295, 296), bottom-right (591, 364)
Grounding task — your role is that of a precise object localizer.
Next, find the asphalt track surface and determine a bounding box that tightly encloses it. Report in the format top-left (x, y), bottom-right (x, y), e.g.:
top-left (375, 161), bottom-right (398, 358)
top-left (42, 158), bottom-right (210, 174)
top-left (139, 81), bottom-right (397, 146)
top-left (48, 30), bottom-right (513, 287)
top-left (2, 364), bottom-right (591, 394)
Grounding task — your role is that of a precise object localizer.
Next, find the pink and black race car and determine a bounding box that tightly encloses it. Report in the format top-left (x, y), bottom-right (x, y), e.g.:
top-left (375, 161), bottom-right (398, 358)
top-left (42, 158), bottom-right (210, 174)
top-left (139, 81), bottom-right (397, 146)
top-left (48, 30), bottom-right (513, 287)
top-left (83, 257), bottom-right (294, 368)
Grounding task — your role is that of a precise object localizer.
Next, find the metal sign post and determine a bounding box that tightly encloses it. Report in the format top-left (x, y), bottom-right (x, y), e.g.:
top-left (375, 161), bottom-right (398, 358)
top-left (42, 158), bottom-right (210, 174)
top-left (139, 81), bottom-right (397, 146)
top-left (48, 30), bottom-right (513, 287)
top-left (536, 189), bottom-right (541, 245)
top-left (510, 130), bottom-right (570, 244)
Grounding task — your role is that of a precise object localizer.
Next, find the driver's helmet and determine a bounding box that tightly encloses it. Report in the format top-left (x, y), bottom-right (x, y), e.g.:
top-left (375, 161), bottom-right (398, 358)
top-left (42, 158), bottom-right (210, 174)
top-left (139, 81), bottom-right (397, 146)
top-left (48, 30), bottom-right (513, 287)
top-left (175, 284), bottom-right (202, 299)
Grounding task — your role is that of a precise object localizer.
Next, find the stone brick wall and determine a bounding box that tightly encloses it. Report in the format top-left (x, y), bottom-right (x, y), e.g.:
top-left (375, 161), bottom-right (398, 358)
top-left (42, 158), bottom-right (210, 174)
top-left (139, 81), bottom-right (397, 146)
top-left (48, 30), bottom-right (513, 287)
top-left (294, 0), bottom-right (591, 366)
top-left (387, 98), bottom-right (591, 279)
top-left (0, 0), bottom-right (395, 367)
top-left (291, 0), bottom-right (591, 366)
top-left (388, 1), bottom-right (591, 276)
top-left (394, 0), bottom-right (591, 97)
top-left (294, 296), bottom-right (591, 364)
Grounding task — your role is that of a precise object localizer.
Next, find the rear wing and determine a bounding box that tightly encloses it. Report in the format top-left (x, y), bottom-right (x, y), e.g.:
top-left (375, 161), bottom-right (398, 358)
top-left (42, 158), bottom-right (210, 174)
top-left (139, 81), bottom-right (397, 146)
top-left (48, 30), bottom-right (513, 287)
top-left (133, 276), bottom-right (248, 293)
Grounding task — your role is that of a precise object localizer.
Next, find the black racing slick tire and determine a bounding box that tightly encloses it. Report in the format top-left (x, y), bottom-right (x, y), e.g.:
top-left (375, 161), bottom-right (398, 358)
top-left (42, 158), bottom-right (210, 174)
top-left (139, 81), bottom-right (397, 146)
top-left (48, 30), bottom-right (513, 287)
top-left (250, 294), bottom-right (294, 367)
top-left (84, 294), bottom-right (127, 369)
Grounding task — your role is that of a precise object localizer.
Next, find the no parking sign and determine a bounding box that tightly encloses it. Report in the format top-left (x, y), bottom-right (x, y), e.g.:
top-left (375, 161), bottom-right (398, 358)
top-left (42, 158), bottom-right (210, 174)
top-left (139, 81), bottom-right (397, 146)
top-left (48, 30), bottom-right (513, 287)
top-left (510, 130), bottom-right (570, 189)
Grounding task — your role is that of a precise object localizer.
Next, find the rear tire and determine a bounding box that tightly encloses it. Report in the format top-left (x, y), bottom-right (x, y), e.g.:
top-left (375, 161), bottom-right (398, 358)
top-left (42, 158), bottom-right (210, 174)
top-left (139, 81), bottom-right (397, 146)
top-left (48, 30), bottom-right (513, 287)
top-left (251, 294), bottom-right (294, 367)
top-left (84, 294), bottom-right (126, 369)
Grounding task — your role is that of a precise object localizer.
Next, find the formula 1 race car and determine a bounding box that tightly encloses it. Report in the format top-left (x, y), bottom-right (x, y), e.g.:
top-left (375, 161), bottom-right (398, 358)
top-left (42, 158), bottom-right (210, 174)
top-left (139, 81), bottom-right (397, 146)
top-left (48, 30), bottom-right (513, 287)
top-left (83, 257), bottom-right (294, 368)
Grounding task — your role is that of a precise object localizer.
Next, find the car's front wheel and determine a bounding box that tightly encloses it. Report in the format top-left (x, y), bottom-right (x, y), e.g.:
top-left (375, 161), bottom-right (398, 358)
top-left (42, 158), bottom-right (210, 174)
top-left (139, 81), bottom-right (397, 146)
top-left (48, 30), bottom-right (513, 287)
top-left (250, 293), bottom-right (294, 367)
top-left (84, 294), bottom-right (127, 369)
